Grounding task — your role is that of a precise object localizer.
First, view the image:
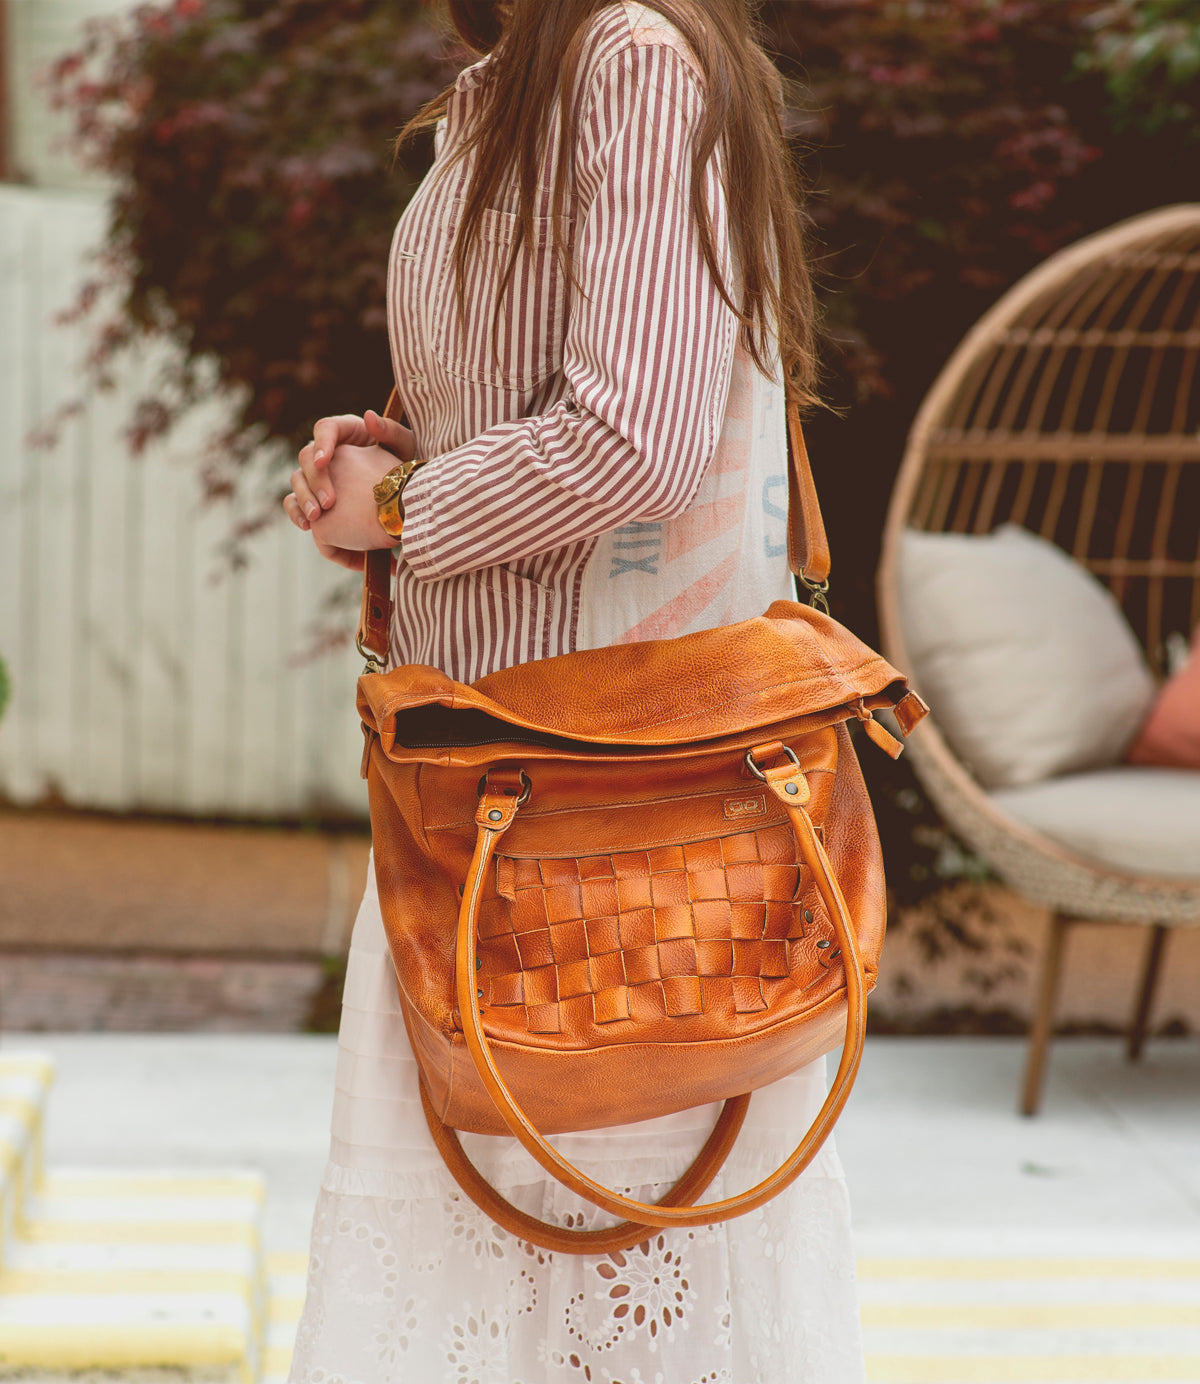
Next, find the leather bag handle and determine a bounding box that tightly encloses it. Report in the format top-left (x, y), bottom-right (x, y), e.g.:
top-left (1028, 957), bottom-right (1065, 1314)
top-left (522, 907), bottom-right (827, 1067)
top-left (356, 388), bottom-right (831, 667)
top-left (423, 749), bottom-right (867, 1250)
top-left (421, 1083), bottom-right (751, 1255)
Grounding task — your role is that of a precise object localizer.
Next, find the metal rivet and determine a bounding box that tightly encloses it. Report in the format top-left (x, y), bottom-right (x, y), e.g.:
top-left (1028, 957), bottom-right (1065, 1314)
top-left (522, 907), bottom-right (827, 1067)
top-left (477, 988), bottom-right (484, 1000)
top-left (458, 884), bottom-right (464, 896)
top-left (488, 809), bottom-right (503, 822)
top-left (785, 782), bottom-right (799, 795)
top-left (816, 939), bottom-right (831, 949)
top-left (476, 956), bottom-right (482, 970)
top-left (804, 909), bottom-right (814, 923)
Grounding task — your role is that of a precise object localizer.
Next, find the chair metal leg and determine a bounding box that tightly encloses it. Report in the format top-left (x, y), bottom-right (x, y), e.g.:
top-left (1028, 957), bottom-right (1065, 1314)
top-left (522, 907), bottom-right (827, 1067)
top-left (1127, 924), bottom-right (1169, 1063)
top-left (1021, 912), bottom-right (1072, 1117)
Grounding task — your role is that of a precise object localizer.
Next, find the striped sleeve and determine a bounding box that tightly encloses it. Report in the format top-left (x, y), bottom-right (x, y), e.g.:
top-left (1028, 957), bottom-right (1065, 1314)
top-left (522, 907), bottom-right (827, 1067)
top-left (399, 40), bottom-right (738, 581)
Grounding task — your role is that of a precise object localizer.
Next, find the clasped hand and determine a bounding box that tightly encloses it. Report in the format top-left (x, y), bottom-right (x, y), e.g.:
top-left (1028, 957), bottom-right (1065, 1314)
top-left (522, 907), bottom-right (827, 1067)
top-left (282, 410), bottom-right (416, 570)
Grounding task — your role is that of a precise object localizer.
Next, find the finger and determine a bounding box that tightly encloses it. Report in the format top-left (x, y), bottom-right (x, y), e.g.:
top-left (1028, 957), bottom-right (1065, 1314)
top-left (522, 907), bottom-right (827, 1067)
top-left (312, 413), bottom-right (371, 467)
top-left (282, 493), bottom-right (311, 531)
top-left (364, 409), bottom-right (415, 461)
top-left (313, 536), bottom-right (366, 571)
top-left (296, 442), bottom-right (336, 509)
top-left (290, 468), bottom-right (323, 522)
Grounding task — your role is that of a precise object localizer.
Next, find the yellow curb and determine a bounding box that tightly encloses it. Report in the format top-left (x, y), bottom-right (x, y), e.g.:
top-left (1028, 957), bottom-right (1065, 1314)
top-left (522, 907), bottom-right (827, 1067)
top-left (865, 1355), bottom-right (1200, 1383)
top-left (862, 1302), bottom-right (1200, 1329)
top-left (43, 1173), bottom-right (265, 1202)
top-left (267, 1295), bottom-right (304, 1326)
top-left (17, 1221), bottom-right (260, 1247)
top-left (0, 1269), bottom-right (257, 1298)
top-left (262, 1344), bottom-right (295, 1375)
top-left (0, 1097), bottom-right (41, 1123)
top-left (857, 1257), bottom-right (1200, 1280)
top-left (0, 1324), bottom-right (248, 1368)
top-left (0, 1057), bottom-right (55, 1084)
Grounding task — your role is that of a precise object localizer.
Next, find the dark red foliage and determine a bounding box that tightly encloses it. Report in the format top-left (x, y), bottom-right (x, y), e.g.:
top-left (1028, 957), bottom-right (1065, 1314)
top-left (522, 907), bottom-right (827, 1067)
top-left (50, 0), bottom-right (1196, 530)
top-left (51, 0), bottom-right (462, 489)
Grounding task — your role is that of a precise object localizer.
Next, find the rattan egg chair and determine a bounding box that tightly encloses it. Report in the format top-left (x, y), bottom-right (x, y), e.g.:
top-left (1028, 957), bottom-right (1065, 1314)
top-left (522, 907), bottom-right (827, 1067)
top-left (877, 205), bottom-right (1200, 1114)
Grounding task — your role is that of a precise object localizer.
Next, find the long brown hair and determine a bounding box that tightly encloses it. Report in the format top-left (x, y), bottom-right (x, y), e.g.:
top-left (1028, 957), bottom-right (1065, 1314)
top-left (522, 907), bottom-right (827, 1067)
top-left (402, 0), bottom-right (821, 408)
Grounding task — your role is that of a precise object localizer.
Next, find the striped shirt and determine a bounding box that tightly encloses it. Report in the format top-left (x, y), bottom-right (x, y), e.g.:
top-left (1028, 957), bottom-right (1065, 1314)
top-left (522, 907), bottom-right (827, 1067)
top-left (387, 1), bottom-right (793, 681)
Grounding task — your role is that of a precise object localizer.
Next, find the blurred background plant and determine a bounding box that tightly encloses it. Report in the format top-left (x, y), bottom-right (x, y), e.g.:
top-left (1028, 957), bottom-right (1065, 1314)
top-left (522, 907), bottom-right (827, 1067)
top-left (49, 0), bottom-right (461, 526)
top-left (45, 0), bottom-right (1198, 933)
top-left (1078, 0), bottom-right (1200, 137)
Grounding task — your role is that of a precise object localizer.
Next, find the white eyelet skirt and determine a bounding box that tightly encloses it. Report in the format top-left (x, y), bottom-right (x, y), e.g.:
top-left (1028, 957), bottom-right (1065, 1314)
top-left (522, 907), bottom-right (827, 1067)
top-left (289, 856), bottom-right (867, 1384)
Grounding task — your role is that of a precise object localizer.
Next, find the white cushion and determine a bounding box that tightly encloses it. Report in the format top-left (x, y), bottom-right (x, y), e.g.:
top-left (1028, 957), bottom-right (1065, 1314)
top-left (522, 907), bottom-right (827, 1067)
top-left (898, 525), bottom-right (1156, 789)
top-left (990, 767), bottom-right (1200, 879)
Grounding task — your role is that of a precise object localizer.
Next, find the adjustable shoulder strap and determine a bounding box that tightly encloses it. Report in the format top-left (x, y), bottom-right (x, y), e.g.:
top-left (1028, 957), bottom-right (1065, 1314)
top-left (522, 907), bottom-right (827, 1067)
top-left (357, 388), bottom-right (832, 668)
top-left (786, 398), bottom-right (831, 592)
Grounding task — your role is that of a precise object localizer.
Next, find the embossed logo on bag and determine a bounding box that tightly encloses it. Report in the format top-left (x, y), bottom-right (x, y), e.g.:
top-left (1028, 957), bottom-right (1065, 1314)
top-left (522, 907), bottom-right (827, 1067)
top-left (723, 793), bottom-right (768, 821)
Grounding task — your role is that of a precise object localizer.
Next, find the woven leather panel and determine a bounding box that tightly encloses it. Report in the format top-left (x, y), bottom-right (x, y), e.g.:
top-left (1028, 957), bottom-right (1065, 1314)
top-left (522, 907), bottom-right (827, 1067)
top-left (475, 823), bottom-right (828, 1034)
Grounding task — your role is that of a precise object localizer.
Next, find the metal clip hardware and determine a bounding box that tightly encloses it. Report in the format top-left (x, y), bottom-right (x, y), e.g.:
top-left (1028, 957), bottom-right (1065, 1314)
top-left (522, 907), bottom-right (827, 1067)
top-left (476, 770), bottom-right (533, 806)
top-left (744, 744), bottom-right (800, 782)
top-left (356, 632), bottom-right (385, 675)
top-left (798, 574), bottom-right (831, 615)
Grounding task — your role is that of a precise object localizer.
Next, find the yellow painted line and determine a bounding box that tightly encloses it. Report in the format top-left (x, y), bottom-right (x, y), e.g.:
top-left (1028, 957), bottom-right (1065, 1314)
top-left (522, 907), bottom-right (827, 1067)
top-left (44, 1173), bottom-right (265, 1201)
top-left (0, 1057), bottom-right (55, 1082)
top-left (0, 1097), bottom-right (41, 1122)
top-left (865, 1356), bottom-right (1200, 1383)
top-left (0, 1139), bottom-right (21, 1178)
top-left (862, 1302), bottom-right (1200, 1329)
top-left (267, 1251), bottom-right (309, 1275)
top-left (858, 1257), bottom-right (1200, 1280)
top-left (268, 1295), bottom-right (304, 1326)
top-left (0, 1325), bottom-right (247, 1368)
top-left (17, 1221), bottom-right (260, 1246)
top-left (0, 1269), bottom-right (256, 1298)
top-left (263, 1344), bottom-right (295, 1375)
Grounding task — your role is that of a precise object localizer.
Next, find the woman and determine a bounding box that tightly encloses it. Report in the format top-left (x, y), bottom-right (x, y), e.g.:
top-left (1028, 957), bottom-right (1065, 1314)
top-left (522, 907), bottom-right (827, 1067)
top-left (283, 2), bottom-right (866, 1379)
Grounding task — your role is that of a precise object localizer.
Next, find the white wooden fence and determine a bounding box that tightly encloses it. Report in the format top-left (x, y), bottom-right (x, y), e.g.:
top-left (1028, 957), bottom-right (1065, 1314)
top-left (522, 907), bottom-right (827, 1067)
top-left (0, 185), bottom-right (370, 819)
top-left (7, 0), bottom-right (138, 194)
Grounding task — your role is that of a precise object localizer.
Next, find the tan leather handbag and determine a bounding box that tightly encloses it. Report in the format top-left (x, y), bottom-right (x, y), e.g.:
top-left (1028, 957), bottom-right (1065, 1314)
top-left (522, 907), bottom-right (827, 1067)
top-left (355, 396), bottom-right (926, 1253)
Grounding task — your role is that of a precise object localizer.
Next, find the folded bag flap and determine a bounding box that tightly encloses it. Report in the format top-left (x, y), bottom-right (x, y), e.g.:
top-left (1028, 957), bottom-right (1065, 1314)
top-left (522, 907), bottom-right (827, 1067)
top-left (358, 601), bottom-right (925, 758)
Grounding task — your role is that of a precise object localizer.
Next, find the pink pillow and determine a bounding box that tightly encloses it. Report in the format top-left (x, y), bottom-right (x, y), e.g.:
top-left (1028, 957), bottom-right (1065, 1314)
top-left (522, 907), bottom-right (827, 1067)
top-left (1126, 626), bottom-right (1200, 769)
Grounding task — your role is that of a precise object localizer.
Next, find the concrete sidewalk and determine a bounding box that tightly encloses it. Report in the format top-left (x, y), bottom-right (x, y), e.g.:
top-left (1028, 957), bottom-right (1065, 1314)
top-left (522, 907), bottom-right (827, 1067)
top-left (841, 1036), bottom-right (1198, 1257)
top-left (2, 1033), bottom-right (1196, 1381)
top-left (8, 1033), bottom-right (1194, 1255)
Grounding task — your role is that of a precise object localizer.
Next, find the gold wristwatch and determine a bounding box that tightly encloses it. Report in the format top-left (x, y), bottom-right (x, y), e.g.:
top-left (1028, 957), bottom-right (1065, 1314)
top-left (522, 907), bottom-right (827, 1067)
top-left (373, 458), bottom-right (425, 538)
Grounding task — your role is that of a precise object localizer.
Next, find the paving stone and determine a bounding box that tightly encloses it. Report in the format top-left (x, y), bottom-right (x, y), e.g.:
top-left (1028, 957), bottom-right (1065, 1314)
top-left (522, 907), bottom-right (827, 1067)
top-left (0, 812), bottom-right (369, 956)
top-left (0, 954), bottom-right (326, 1033)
